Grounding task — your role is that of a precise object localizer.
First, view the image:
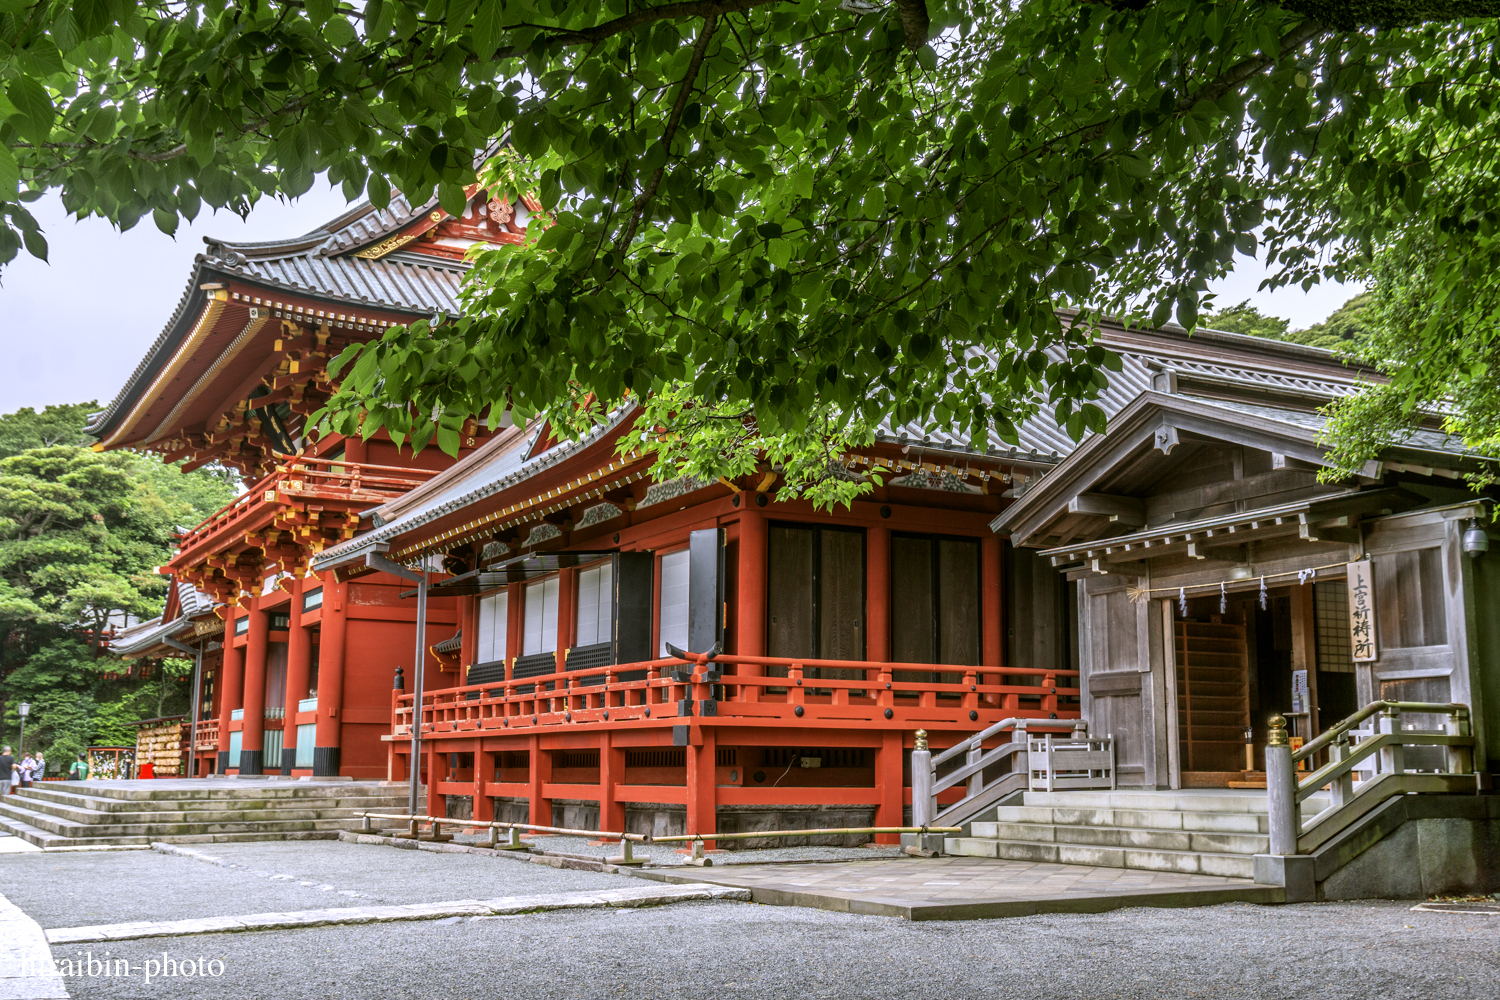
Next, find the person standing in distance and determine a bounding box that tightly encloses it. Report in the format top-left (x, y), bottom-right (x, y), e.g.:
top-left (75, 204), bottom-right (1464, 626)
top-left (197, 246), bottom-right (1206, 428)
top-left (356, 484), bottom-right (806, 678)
top-left (0, 746), bottom-right (12, 796)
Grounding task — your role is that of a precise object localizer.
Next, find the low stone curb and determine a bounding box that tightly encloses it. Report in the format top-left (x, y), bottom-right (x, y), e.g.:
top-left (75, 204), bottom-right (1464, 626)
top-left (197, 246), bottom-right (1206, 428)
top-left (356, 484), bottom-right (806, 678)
top-left (44, 884), bottom-right (748, 944)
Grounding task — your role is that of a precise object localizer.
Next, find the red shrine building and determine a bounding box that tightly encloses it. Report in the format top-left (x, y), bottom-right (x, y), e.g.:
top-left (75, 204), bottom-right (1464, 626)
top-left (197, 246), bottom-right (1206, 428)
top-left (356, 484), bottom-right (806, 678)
top-left (99, 177), bottom-right (1498, 865)
top-left (92, 184), bottom-right (542, 777)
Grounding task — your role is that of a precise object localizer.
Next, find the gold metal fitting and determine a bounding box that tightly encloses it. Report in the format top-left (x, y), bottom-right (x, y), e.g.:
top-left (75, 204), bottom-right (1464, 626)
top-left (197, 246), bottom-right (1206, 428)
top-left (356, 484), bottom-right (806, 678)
top-left (914, 729), bottom-right (929, 751)
top-left (1266, 714), bottom-right (1289, 748)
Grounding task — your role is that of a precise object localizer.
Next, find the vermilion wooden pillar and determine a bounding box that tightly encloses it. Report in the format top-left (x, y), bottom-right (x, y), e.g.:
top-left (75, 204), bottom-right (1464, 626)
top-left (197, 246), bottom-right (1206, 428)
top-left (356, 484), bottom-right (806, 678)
top-left (239, 600), bottom-right (270, 774)
top-left (474, 746), bottom-right (495, 823)
top-left (313, 578), bottom-right (348, 776)
top-left (599, 731), bottom-right (625, 834)
top-left (875, 729), bottom-right (905, 842)
top-left (981, 534), bottom-right (1004, 707)
top-left (527, 734), bottom-right (552, 827)
top-left (686, 728), bottom-right (717, 847)
top-left (426, 741), bottom-right (444, 818)
top-left (736, 510), bottom-right (766, 701)
top-left (217, 607), bottom-right (244, 774)
top-left (867, 524), bottom-right (892, 662)
top-left (282, 578), bottom-right (312, 774)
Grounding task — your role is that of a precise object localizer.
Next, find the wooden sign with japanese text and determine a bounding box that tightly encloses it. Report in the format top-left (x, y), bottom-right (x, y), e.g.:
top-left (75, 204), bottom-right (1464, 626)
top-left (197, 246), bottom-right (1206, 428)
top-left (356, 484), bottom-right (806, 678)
top-left (1346, 560), bottom-right (1377, 662)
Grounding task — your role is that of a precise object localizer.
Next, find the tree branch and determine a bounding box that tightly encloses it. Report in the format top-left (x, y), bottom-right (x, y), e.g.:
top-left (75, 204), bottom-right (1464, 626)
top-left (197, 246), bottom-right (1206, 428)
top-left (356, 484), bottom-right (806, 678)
top-left (495, 0), bottom-right (774, 59)
top-left (894, 0), bottom-right (930, 51)
top-left (613, 13), bottom-right (720, 253)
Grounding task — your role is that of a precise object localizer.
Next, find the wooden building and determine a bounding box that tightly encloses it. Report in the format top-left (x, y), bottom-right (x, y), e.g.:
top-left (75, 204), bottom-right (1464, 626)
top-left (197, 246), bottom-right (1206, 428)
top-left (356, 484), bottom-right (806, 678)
top-left (995, 341), bottom-right (1499, 789)
top-left (309, 402), bottom-right (1073, 840)
top-left (311, 320), bottom-right (1498, 841)
top-left (94, 184), bottom-right (543, 776)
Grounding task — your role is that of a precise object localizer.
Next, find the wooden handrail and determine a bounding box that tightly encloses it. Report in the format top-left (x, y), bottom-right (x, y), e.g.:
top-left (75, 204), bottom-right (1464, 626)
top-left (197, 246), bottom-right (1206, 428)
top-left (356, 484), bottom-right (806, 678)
top-left (1292, 700), bottom-right (1467, 763)
top-left (1263, 702), bottom-right (1477, 863)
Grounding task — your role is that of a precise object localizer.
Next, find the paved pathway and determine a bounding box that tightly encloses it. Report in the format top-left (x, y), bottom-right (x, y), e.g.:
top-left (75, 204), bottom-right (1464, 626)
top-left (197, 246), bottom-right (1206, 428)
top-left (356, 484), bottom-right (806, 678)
top-left (0, 892), bottom-right (68, 999)
top-left (646, 854), bottom-right (1282, 918)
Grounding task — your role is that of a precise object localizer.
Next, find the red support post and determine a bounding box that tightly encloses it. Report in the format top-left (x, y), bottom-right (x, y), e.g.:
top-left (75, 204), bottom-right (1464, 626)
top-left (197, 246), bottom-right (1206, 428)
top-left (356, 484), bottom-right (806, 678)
top-left (218, 607), bottom-right (244, 771)
top-left (686, 727), bottom-right (717, 848)
top-left (474, 748), bottom-right (494, 823)
top-left (426, 741), bottom-right (444, 819)
top-left (282, 578), bottom-right (312, 772)
top-left (875, 729), bottom-right (905, 842)
top-left (736, 509), bottom-right (766, 701)
top-left (981, 534), bottom-right (1004, 708)
top-left (527, 734), bottom-right (551, 827)
top-left (599, 730), bottom-right (625, 835)
top-left (314, 577), bottom-right (348, 775)
top-left (867, 524), bottom-right (891, 663)
top-left (240, 600), bottom-right (270, 773)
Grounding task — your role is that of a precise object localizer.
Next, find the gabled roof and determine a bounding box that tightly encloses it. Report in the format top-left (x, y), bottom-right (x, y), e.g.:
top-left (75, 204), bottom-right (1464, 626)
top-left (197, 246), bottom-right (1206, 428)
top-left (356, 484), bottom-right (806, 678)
top-left (992, 390), bottom-right (1481, 549)
top-left (108, 582), bottom-right (220, 658)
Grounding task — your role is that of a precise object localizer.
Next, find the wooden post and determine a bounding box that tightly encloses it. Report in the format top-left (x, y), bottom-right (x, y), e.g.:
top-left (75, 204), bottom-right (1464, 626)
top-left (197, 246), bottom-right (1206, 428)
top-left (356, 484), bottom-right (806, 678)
top-left (1379, 704), bottom-right (1405, 775)
top-left (474, 747), bottom-right (494, 824)
top-left (282, 578), bottom-right (312, 774)
top-left (874, 728), bottom-right (904, 843)
top-left (1265, 714), bottom-right (1299, 855)
top-left (599, 730), bottom-right (625, 835)
top-left (426, 741), bottom-right (444, 819)
top-left (867, 523), bottom-right (891, 663)
top-left (526, 734), bottom-right (551, 827)
top-left (1328, 733), bottom-right (1353, 809)
top-left (313, 578), bottom-right (348, 776)
top-left (910, 729), bottom-right (933, 828)
top-left (737, 509), bottom-right (766, 701)
top-left (218, 607), bottom-right (244, 772)
top-left (1448, 708), bottom-right (1474, 775)
top-left (1290, 583), bottom-right (1320, 739)
top-left (981, 534), bottom-right (1003, 704)
top-left (686, 728), bottom-right (717, 849)
top-left (239, 600), bottom-right (270, 774)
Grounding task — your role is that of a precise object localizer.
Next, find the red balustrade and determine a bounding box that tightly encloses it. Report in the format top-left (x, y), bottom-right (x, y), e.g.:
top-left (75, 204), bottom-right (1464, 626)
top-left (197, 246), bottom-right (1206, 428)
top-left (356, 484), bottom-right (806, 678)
top-left (393, 653), bottom-right (1079, 740)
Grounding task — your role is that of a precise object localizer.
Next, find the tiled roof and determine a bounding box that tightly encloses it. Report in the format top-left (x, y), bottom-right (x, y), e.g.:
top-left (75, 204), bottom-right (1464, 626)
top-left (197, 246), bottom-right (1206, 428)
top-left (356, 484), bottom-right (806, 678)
top-left (313, 405), bottom-right (639, 570)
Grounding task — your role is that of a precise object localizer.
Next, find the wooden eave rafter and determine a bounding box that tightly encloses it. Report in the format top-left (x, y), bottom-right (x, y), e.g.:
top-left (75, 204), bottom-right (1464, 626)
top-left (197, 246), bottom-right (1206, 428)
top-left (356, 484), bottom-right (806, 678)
top-left (1040, 487), bottom-right (1423, 572)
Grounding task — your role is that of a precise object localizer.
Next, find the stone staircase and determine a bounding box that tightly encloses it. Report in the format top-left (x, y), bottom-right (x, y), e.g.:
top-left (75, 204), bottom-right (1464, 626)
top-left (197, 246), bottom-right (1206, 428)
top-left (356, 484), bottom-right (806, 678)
top-left (0, 779), bottom-right (419, 850)
top-left (945, 788), bottom-right (1328, 879)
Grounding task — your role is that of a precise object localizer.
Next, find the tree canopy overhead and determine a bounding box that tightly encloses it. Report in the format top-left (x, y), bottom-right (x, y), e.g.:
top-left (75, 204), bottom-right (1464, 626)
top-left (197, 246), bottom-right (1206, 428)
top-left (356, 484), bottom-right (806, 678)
top-left (5, 1), bottom-right (1499, 493)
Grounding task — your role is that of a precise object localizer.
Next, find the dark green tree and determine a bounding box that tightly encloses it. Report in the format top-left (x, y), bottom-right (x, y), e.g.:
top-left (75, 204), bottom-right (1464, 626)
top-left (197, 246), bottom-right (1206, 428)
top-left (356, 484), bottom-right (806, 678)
top-left (0, 405), bottom-right (237, 771)
top-left (4, 2), bottom-right (1498, 496)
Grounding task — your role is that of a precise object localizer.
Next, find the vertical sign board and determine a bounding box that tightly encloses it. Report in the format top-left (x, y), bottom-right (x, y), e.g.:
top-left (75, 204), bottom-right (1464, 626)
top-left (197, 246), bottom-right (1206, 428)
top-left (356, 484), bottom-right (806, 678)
top-left (1346, 559), bottom-right (1378, 662)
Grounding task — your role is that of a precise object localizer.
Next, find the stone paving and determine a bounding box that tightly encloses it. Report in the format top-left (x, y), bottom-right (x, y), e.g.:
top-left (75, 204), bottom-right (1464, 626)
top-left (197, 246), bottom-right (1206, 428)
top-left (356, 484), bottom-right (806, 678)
top-left (648, 853), bottom-right (1283, 919)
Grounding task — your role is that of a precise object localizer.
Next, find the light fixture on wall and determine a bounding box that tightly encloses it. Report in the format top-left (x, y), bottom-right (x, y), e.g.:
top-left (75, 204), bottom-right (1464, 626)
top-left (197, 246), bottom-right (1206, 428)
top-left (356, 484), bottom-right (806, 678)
top-left (1464, 518), bottom-right (1490, 559)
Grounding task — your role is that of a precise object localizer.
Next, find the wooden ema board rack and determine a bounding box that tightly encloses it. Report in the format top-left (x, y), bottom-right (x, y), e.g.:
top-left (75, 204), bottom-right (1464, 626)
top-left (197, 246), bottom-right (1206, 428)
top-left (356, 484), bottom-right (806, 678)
top-left (135, 720), bottom-right (187, 777)
top-left (1175, 620), bottom-right (1251, 775)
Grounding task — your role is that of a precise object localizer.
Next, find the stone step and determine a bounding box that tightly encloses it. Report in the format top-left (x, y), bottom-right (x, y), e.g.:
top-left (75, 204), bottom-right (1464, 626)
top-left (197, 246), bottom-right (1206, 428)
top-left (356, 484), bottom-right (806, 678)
top-left (1019, 790), bottom-right (1328, 813)
top-left (21, 782), bottom-right (408, 809)
top-left (0, 799), bottom-right (358, 839)
top-left (6, 795), bottom-right (408, 828)
top-left (971, 820), bottom-right (1268, 855)
top-left (946, 835), bottom-right (1256, 879)
top-left (992, 805), bottom-right (1269, 834)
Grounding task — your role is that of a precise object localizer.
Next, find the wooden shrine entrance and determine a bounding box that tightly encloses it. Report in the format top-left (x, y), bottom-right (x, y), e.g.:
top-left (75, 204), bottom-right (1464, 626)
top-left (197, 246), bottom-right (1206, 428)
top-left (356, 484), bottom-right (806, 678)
top-left (1174, 580), bottom-right (1362, 787)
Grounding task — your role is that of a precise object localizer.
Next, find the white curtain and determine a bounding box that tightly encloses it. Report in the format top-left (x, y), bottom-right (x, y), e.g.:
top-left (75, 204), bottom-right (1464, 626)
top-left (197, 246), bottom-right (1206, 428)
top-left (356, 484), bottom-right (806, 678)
top-left (658, 549), bottom-right (690, 656)
top-left (476, 590), bottom-right (508, 663)
top-left (523, 576), bottom-right (560, 655)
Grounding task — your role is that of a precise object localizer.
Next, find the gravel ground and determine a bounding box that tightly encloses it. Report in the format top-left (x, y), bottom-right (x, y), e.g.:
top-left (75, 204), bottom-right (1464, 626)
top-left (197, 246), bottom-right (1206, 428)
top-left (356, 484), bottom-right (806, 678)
top-left (49, 898), bottom-right (1500, 1000)
top-left (0, 841), bottom-right (641, 928)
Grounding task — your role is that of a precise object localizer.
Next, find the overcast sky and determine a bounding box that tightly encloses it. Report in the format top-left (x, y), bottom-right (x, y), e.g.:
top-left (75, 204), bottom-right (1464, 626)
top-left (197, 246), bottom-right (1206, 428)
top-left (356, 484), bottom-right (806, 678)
top-left (0, 188), bottom-right (1364, 416)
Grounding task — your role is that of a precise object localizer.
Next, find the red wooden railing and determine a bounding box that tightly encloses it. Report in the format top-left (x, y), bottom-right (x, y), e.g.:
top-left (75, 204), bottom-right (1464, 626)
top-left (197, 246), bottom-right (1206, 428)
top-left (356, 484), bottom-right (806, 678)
top-left (193, 720), bottom-right (220, 750)
top-left (394, 654), bottom-right (1080, 739)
